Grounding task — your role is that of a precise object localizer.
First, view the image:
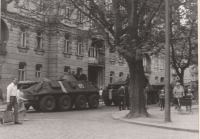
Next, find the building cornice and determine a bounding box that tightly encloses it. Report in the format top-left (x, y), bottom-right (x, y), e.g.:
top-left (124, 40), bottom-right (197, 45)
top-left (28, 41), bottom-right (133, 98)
top-left (2, 11), bottom-right (89, 38)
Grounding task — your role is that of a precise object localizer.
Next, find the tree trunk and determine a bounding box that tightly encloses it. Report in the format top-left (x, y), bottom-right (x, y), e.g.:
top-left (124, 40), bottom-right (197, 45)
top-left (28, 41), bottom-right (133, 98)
top-left (125, 59), bottom-right (150, 118)
top-left (179, 69), bottom-right (184, 86)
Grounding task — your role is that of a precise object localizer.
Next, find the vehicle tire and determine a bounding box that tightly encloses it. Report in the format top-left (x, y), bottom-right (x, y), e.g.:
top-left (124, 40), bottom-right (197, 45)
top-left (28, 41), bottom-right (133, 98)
top-left (113, 100), bottom-right (119, 106)
top-left (75, 95), bottom-right (87, 109)
top-left (58, 95), bottom-right (72, 111)
top-left (104, 99), bottom-right (112, 106)
top-left (25, 105), bottom-right (30, 111)
top-left (40, 95), bottom-right (56, 112)
top-left (88, 94), bottom-right (99, 109)
top-left (152, 93), bottom-right (159, 104)
top-left (32, 105), bottom-right (40, 112)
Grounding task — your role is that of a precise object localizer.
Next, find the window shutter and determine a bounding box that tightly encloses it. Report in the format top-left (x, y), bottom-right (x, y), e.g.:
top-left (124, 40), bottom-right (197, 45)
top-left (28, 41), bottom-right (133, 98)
top-left (41, 35), bottom-right (43, 50)
top-left (64, 39), bottom-right (66, 52)
top-left (69, 40), bottom-right (72, 54)
top-left (35, 36), bottom-right (37, 49)
top-left (24, 33), bottom-right (27, 48)
top-left (26, 33), bottom-right (29, 48)
top-left (19, 32), bottom-right (23, 46)
top-left (81, 43), bottom-right (84, 56)
top-left (76, 42), bottom-right (78, 54)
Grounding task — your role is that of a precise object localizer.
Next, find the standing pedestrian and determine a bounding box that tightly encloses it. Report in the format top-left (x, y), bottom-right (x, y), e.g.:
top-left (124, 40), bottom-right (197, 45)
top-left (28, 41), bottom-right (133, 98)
top-left (99, 88), bottom-right (103, 103)
top-left (109, 86), bottom-right (113, 100)
top-left (185, 89), bottom-right (194, 113)
top-left (118, 86), bottom-right (125, 111)
top-left (6, 77), bottom-right (22, 124)
top-left (159, 90), bottom-right (165, 111)
top-left (17, 87), bottom-right (28, 121)
top-left (172, 80), bottom-right (185, 111)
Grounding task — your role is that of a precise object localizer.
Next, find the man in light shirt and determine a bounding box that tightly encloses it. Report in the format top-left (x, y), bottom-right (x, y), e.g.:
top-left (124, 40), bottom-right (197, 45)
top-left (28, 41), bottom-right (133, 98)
top-left (6, 77), bottom-right (22, 124)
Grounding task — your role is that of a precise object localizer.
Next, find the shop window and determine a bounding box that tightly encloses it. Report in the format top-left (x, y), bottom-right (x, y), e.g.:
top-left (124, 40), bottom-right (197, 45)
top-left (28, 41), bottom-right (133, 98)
top-left (18, 62), bottom-right (26, 81)
top-left (35, 64), bottom-right (42, 78)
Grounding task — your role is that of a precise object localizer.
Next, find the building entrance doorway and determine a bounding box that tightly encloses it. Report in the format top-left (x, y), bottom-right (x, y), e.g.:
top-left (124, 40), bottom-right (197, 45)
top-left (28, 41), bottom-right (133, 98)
top-left (88, 66), bottom-right (104, 89)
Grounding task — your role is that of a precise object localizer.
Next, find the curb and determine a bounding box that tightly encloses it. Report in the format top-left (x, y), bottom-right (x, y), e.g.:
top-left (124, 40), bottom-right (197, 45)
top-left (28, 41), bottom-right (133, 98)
top-left (112, 113), bottom-right (199, 133)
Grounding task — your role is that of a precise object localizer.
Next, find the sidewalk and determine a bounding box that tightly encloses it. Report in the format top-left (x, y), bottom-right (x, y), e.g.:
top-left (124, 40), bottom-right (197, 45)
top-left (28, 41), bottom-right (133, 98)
top-left (112, 101), bottom-right (199, 133)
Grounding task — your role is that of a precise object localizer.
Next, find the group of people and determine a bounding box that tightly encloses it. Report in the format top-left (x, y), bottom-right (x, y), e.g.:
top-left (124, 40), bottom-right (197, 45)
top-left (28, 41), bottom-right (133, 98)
top-left (0, 77), bottom-right (28, 124)
top-left (159, 80), bottom-right (196, 113)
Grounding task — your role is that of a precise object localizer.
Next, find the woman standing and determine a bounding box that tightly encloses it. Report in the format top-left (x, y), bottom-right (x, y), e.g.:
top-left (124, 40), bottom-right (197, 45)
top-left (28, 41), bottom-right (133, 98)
top-left (172, 80), bottom-right (185, 111)
top-left (17, 87), bottom-right (28, 121)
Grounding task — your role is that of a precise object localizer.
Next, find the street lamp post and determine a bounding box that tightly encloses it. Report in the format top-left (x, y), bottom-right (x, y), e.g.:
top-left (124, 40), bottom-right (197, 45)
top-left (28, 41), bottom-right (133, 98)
top-left (165, 0), bottom-right (171, 122)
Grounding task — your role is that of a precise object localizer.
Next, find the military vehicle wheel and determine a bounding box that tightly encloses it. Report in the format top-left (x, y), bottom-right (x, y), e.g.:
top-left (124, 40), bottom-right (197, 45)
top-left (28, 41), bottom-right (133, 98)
top-left (58, 95), bottom-right (72, 111)
top-left (104, 99), bottom-right (112, 106)
top-left (32, 105), bottom-right (40, 112)
top-left (88, 94), bottom-right (99, 109)
top-left (40, 95), bottom-right (56, 112)
top-left (113, 100), bottom-right (119, 106)
top-left (75, 95), bottom-right (87, 109)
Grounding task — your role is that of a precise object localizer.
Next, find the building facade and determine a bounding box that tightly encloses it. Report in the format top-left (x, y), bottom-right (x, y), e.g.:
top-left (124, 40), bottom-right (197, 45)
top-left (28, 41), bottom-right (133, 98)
top-left (0, 0), bottom-right (196, 98)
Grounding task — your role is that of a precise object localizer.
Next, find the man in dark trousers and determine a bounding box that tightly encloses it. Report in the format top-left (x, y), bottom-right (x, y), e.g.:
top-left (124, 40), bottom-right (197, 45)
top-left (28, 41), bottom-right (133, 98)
top-left (6, 77), bottom-right (22, 124)
top-left (118, 86), bottom-right (125, 111)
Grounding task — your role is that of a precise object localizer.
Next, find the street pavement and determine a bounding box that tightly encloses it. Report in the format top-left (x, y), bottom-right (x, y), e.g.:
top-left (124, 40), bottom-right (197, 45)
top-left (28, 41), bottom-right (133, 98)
top-left (0, 102), bottom-right (198, 139)
top-left (113, 101), bottom-right (199, 132)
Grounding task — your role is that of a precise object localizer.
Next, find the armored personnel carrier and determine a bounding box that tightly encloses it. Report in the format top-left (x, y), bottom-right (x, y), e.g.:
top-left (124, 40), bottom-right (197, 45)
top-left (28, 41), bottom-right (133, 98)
top-left (18, 73), bottom-right (99, 112)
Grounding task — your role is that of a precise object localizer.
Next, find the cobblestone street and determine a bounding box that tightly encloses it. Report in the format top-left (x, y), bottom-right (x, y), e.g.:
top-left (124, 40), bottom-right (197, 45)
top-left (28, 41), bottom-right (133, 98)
top-left (0, 104), bottom-right (198, 139)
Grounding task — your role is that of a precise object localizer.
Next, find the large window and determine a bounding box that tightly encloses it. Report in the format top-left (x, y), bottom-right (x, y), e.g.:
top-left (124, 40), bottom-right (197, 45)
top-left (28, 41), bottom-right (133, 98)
top-left (110, 71), bottom-right (114, 83)
top-left (89, 47), bottom-right (98, 58)
top-left (160, 77), bottom-right (164, 82)
top-left (64, 66), bottom-right (70, 73)
top-left (20, 29), bottom-right (26, 48)
top-left (64, 34), bottom-right (70, 53)
top-left (36, 32), bottom-right (43, 50)
top-left (77, 68), bottom-right (83, 76)
top-left (18, 62), bottom-right (26, 81)
top-left (35, 64), bottom-right (42, 78)
top-left (119, 72), bottom-right (123, 81)
top-left (77, 43), bottom-right (82, 55)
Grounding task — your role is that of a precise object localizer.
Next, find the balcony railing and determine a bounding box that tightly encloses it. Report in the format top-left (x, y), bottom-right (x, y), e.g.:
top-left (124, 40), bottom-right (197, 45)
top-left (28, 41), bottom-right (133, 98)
top-left (0, 42), bottom-right (7, 55)
top-left (88, 57), bottom-right (105, 66)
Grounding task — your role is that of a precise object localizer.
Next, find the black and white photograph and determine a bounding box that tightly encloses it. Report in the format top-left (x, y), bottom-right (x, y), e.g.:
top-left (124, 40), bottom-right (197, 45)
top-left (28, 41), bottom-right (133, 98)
top-left (0, 0), bottom-right (198, 139)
